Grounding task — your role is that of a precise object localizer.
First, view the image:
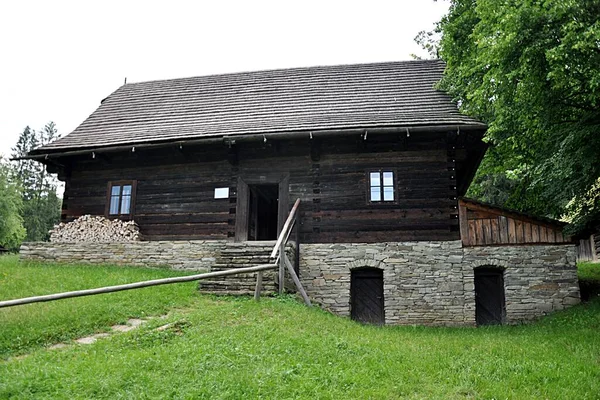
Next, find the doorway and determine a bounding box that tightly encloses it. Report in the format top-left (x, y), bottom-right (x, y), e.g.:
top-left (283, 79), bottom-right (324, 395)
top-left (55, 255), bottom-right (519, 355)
top-left (474, 268), bottom-right (506, 325)
top-left (351, 268), bottom-right (385, 325)
top-left (248, 184), bottom-right (279, 241)
top-left (234, 175), bottom-right (289, 242)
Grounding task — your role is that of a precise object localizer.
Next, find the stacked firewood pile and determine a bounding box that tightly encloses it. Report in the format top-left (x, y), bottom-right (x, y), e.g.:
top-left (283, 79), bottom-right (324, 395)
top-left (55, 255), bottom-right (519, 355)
top-left (49, 215), bottom-right (141, 242)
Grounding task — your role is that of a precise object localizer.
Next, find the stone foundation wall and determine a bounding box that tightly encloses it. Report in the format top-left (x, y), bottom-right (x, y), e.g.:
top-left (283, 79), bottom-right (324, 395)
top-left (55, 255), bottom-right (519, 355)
top-left (20, 240), bottom-right (579, 325)
top-left (299, 241), bottom-right (579, 326)
top-left (20, 241), bottom-right (282, 295)
top-left (464, 245), bottom-right (580, 322)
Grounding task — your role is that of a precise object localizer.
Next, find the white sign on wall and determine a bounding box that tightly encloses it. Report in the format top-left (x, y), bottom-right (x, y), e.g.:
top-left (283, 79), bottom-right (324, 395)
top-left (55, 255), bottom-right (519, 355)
top-left (214, 187), bottom-right (229, 199)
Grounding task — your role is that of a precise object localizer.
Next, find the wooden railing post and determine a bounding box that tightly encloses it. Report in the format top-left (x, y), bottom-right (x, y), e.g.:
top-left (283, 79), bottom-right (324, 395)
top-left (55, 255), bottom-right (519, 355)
top-left (254, 270), bottom-right (263, 301)
top-left (282, 253), bottom-right (311, 306)
top-left (278, 243), bottom-right (285, 294)
top-left (268, 198), bottom-right (309, 303)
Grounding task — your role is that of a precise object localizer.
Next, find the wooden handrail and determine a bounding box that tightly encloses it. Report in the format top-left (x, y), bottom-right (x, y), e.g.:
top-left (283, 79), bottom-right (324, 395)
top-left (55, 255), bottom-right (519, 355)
top-left (270, 198), bottom-right (301, 259)
top-left (0, 264), bottom-right (277, 309)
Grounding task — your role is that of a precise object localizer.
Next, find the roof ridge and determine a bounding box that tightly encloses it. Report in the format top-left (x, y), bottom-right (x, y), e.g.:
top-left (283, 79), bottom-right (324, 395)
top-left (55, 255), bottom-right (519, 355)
top-left (124, 59), bottom-right (445, 87)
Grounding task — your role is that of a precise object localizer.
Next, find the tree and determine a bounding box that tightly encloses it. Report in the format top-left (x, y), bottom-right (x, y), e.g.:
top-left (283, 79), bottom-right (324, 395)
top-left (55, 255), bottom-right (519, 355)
top-left (11, 123), bottom-right (62, 241)
top-left (432, 0), bottom-right (600, 233)
top-left (0, 156), bottom-right (26, 250)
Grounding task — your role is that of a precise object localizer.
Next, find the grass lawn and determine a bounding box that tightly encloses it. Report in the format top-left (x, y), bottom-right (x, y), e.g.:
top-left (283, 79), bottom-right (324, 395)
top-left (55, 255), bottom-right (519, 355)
top-left (579, 261), bottom-right (600, 281)
top-left (0, 255), bottom-right (198, 359)
top-left (1, 255), bottom-right (600, 399)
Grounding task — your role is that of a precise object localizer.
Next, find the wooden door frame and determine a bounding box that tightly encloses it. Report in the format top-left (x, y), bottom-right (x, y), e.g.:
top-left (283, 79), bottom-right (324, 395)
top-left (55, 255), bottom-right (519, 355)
top-left (235, 174), bottom-right (290, 242)
top-left (350, 267), bottom-right (385, 325)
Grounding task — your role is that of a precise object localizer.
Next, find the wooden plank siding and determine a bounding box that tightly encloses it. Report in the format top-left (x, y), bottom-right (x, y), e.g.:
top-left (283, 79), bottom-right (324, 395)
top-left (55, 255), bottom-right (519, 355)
top-left (60, 133), bottom-right (461, 243)
top-left (459, 199), bottom-right (571, 246)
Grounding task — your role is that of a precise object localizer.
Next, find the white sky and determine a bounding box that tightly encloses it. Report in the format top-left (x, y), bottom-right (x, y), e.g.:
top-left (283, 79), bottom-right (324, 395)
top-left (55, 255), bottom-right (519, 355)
top-left (0, 0), bottom-right (448, 158)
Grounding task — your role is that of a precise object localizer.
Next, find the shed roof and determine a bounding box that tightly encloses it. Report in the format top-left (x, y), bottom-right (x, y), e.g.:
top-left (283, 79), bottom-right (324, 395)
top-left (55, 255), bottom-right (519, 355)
top-left (459, 197), bottom-right (567, 228)
top-left (32, 59), bottom-right (485, 154)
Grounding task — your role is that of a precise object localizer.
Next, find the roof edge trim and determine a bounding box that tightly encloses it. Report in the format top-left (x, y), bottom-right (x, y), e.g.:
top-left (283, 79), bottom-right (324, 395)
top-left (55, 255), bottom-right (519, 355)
top-left (24, 124), bottom-right (487, 161)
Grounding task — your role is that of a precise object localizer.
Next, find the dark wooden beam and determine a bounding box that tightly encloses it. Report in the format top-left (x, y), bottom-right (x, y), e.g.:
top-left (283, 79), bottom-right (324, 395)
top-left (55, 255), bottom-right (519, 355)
top-left (310, 139), bottom-right (321, 162)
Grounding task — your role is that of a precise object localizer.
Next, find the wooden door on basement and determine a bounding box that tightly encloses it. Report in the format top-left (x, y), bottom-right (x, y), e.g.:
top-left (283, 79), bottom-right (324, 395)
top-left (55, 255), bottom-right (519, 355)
top-left (474, 268), bottom-right (506, 325)
top-left (351, 268), bottom-right (384, 325)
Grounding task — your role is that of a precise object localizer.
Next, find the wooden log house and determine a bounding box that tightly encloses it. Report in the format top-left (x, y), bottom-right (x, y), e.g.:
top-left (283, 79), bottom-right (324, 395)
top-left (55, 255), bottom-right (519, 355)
top-left (28, 60), bottom-right (487, 243)
top-left (24, 60), bottom-right (580, 326)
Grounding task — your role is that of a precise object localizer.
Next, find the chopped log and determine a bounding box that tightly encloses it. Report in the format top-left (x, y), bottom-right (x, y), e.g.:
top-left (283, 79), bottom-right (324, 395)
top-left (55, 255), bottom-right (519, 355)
top-left (50, 215), bottom-right (141, 242)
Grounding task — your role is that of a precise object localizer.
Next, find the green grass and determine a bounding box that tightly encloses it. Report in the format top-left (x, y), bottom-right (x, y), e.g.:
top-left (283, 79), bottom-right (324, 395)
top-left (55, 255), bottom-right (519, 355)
top-left (579, 262), bottom-right (600, 302)
top-left (579, 261), bottom-right (600, 282)
top-left (0, 254), bottom-right (198, 359)
top-left (1, 255), bottom-right (600, 399)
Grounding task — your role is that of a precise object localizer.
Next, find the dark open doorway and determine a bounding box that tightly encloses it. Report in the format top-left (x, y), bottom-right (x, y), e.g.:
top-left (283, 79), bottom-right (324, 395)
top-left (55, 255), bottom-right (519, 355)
top-left (474, 267), bottom-right (506, 326)
top-left (351, 268), bottom-right (385, 325)
top-left (248, 184), bottom-right (279, 240)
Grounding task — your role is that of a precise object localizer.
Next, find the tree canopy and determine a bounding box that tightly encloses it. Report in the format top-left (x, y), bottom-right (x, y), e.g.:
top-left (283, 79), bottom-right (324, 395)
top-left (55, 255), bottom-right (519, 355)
top-left (0, 156), bottom-right (26, 250)
top-left (433, 0), bottom-right (600, 234)
top-left (11, 123), bottom-right (62, 242)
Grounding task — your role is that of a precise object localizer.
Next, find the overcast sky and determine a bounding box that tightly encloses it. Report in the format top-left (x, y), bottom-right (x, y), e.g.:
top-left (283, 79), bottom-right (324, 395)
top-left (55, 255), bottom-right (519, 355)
top-left (0, 0), bottom-right (448, 158)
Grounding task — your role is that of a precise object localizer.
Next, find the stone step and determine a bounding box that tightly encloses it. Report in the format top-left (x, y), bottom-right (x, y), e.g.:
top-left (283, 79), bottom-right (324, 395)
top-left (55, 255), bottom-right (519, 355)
top-left (199, 279), bottom-right (277, 295)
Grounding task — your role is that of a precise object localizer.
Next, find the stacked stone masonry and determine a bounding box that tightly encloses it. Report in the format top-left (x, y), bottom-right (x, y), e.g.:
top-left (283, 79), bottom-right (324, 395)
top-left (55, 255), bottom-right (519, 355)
top-left (20, 240), bottom-right (579, 325)
top-left (300, 241), bottom-right (579, 326)
top-left (20, 241), bottom-right (282, 295)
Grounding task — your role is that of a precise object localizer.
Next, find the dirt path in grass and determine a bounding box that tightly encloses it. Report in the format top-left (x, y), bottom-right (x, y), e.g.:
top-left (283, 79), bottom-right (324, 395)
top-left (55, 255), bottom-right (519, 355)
top-left (8, 315), bottom-right (176, 362)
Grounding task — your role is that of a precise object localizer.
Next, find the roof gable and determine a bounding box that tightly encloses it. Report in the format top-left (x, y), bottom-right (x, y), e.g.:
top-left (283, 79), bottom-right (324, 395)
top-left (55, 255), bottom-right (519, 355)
top-left (35, 60), bottom-right (485, 153)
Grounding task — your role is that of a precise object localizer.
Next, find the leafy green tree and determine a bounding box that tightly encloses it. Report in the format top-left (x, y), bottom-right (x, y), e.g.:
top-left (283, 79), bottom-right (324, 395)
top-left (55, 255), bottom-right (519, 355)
top-left (432, 0), bottom-right (600, 233)
top-left (11, 123), bottom-right (62, 241)
top-left (0, 156), bottom-right (26, 250)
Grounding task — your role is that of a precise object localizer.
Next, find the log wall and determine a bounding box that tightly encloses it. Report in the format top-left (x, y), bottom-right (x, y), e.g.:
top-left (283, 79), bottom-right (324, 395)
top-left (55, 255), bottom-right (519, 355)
top-left (60, 132), bottom-right (462, 243)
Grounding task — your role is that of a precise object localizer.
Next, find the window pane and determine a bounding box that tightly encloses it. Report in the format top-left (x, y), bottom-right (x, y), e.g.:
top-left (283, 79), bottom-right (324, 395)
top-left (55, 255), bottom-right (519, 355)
top-left (109, 196), bottom-right (120, 214)
top-left (369, 172), bottom-right (380, 187)
top-left (383, 186), bottom-right (394, 201)
top-left (370, 187), bottom-right (381, 202)
top-left (383, 172), bottom-right (394, 186)
top-left (111, 185), bottom-right (121, 196)
top-left (121, 195), bottom-right (131, 214)
top-left (122, 185), bottom-right (132, 196)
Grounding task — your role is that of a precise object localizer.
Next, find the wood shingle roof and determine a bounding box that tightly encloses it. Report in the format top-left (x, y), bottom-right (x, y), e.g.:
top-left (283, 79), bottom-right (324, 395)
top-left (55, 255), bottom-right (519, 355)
top-left (34, 59), bottom-right (485, 154)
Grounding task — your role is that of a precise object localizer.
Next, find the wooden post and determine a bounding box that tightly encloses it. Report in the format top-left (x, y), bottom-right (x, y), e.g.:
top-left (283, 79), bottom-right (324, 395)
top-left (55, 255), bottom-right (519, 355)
top-left (458, 200), bottom-right (469, 246)
top-left (283, 254), bottom-right (311, 306)
top-left (591, 234), bottom-right (598, 262)
top-left (295, 210), bottom-right (301, 276)
top-left (278, 243), bottom-right (285, 294)
top-left (254, 271), bottom-right (263, 301)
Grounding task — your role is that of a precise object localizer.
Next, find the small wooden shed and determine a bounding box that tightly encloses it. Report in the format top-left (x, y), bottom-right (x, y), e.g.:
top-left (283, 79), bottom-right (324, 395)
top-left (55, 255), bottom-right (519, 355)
top-left (575, 223), bottom-right (600, 262)
top-left (458, 197), bottom-right (571, 246)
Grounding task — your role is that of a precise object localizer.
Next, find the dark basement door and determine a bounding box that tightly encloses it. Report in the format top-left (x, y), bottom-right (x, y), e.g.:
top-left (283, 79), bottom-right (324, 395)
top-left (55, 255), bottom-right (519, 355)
top-left (474, 268), bottom-right (506, 325)
top-left (351, 268), bottom-right (384, 325)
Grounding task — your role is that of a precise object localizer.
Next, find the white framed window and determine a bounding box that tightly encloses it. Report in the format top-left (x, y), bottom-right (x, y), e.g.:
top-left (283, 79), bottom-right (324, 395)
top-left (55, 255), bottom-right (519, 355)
top-left (369, 171), bottom-right (394, 202)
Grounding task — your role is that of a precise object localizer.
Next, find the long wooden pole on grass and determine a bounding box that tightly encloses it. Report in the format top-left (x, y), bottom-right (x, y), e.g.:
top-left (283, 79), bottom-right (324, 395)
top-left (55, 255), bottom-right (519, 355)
top-left (0, 264), bottom-right (277, 309)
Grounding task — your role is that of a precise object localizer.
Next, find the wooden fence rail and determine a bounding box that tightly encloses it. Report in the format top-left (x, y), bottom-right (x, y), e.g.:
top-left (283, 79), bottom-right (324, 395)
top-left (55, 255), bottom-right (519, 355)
top-left (0, 264), bottom-right (277, 309)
